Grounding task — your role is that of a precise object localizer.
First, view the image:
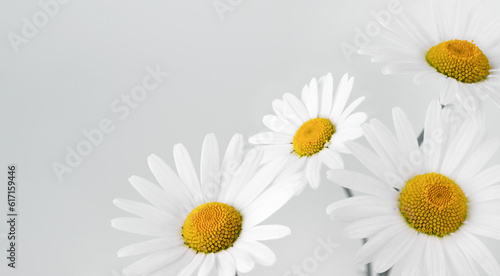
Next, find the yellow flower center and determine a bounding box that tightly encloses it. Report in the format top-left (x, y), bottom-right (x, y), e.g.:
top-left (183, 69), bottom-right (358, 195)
top-left (399, 173), bottom-right (467, 237)
top-left (293, 118), bottom-right (335, 157)
top-left (426, 39), bottom-right (490, 83)
top-left (182, 202), bottom-right (242, 253)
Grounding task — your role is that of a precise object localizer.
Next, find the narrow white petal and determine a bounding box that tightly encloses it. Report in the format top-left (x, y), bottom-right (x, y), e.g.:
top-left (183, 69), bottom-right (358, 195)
top-left (392, 107), bottom-right (419, 158)
top-left (111, 217), bottom-right (173, 237)
top-left (353, 223), bottom-right (406, 265)
top-left (338, 96), bottom-right (365, 123)
top-left (456, 138), bottom-right (500, 185)
top-left (227, 246), bottom-right (256, 273)
top-left (283, 93), bottom-right (309, 123)
top-left (117, 237), bottom-right (182, 257)
top-left (200, 133), bottom-right (220, 202)
top-left (373, 227), bottom-right (417, 273)
top-left (241, 225), bottom-right (291, 241)
top-left (318, 148), bottom-right (344, 170)
top-left (327, 169), bottom-right (397, 198)
top-left (129, 174), bottom-right (188, 215)
top-left (326, 196), bottom-right (395, 222)
top-left (319, 73), bottom-right (334, 118)
top-left (306, 155), bottom-right (321, 189)
top-left (216, 250), bottom-right (236, 276)
top-left (147, 155), bottom-right (195, 212)
top-left (263, 115), bottom-right (296, 135)
top-left (302, 77), bottom-right (318, 118)
top-left (455, 231), bottom-right (500, 275)
top-left (425, 236), bottom-right (447, 276)
top-left (198, 253), bottom-right (216, 276)
top-left (343, 215), bottom-right (401, 239)
top-left (178, 253), bottom-right (204, 276)
top-left (402, 235), bottom-right (428, 276)
top-left (222, 148), bottom-right (263, 205)
top-left (113, 199), bottom-right (178, 225)
top-left (241, 176), bottom-right (299, 228)
top-left (330, 74), bottom-right (353, 122)
top-left (173, 144), bottom-right (204, 205)
top-left (149, 249), bottom-right (196, 276)
top-left (123, 246), bottom-right (187, 275)
top-left (233, 239), bottom-right (277, 266)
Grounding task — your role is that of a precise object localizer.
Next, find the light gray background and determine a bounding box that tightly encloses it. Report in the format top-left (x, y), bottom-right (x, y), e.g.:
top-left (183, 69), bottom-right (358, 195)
top-left (1, 0), bottom-right (500, 275)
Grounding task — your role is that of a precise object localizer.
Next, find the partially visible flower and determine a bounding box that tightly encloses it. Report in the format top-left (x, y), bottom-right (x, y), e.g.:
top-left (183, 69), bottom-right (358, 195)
top-left (249, 73), bottom-right (367, 190)
top-left (327, 100), bottom-right (500, 275)
top-left (112, 133), bottom-right (301, 276)
top-left (359, 0), bottom-right (500, 113)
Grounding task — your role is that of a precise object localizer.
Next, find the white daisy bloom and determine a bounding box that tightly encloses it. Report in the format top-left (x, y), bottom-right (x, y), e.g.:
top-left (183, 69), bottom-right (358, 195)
top-left (249, 73), bottom-right (367, 190)
top-left (359, 0), bottom-right (500, 113)
top-left (112, 133), bottom-right (301, 276)
top-left (326, 99), bottom-right (500, 275)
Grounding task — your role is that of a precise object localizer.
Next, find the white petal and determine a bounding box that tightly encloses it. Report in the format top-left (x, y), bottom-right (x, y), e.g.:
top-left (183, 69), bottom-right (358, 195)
top-left (222, 148), bottom-right (263, 205)
top-left (233, 239), bottom-right (277, 266)
top-left (343, 215), bottom-right (401, 239)
top-left (330, 74), bottom-right (353, 122)
top-left (425, 236), bottom-right (446, 276)
top-left (147, 155), bottom-right (195, 212)
top-left (129, 174), bottom-right (188, 215)
top-left (402, 235), bottom-right (428, 276)
top-left (123, 246), bottom-right (187, 275)
top-left (111, 217), bottom-right (173, 237)
top-left (198, 253), bottom-right (216, 276)
top-left (423, 99), bottom-right (444, 172)
top-left (392, 107), bottom-right (419, 158)
top-left (241, 176), bottom-right (300, 228)
top-left (353, 223), bottom-right (406, 265)
top-left (173, 144), bottom-right (204, 205)
top-left (234, 156), bottom-right (286, 209)
top-left (338, 96), bottom-right (365, 123)
top-left (306, 155), bottom-right (322, 189)
top-left (263, 115), bottom-right (296, 135)
top-left (326, 196), bottom-right (395, 222)
top-left (241, 225), bottom-right (291, 241)
top-left (467, 164), bottom-right (500, 194)
top-left (283, 93), bottom-right (309, 123)
top-left (373, 227), bottom-right (417, 273)
top-left (318, 147), bottom-right (344, 170)
top-left (248, 132), bottom-right (293, 145)
top-left (149, 249), bottom-right (196, 276)
top-left (319, 73), bottom-right (334, 118)
top-left (117, 237), bottom-right (182, 257)
top-left (227, 246), bottom-right (255, 273)
top-left (216, 250), bottom-right (236, 276)
top-left (178, 253), bottom-right (204, 276)
top-left (327, 169), bottom-right (397, 198)
top-left (302, 77), bottom-right (318, 118)
top-left (456, 137), bottom-right (500, 185)
top-left (113, 199), bottom-right (178, 225)
top-left (200, 133), bottom-right (220, 202)
top-left (455, 231), bottom-right (500, 275)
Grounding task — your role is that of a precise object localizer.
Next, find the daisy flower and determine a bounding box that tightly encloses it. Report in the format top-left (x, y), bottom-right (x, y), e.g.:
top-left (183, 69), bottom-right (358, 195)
top-left (249, 73), bottom-right (367, 190)
top-left (112, 133), bottom-right (301, 276)
top-left (326, 100), bottom-right (500, 275)
top-left (359, 0), bottom-right (500, 113)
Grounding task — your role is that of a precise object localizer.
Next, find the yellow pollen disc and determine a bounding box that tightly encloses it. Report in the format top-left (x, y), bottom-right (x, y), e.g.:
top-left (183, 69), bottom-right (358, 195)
top-left (426, 39), bottom-right (490, 83)
top-left (182, 202), bottom-right (242, 254)
top-left (399, 173), bottom-right (467, 237)
top-left (293, 118), bottom-right (335, 157)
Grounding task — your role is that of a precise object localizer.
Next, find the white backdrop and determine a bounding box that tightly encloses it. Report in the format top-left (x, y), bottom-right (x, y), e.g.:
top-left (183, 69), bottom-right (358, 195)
top-left (1, 0), bottom-right (500, 275)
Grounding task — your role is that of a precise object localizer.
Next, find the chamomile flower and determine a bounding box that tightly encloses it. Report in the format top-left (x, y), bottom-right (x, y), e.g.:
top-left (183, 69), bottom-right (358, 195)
top-left (326, 100), bottom-right (500, 275)
top-left (249, 73), bottom-right (367, 190)
top-left (112, 134), bottom-right (301, 276)
top-left (359, 0), bottom-right (500, 113)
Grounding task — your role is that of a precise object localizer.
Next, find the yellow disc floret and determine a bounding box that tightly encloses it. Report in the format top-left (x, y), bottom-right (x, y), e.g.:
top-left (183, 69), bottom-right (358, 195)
top-left (182, 202), bottom-right (242, 253)
top-left (426, 39), bottom-right (490, 83)
top-left (293, 118), bottom-right (335, 157)
top-left (399, 173), bottom-right (467, 237)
